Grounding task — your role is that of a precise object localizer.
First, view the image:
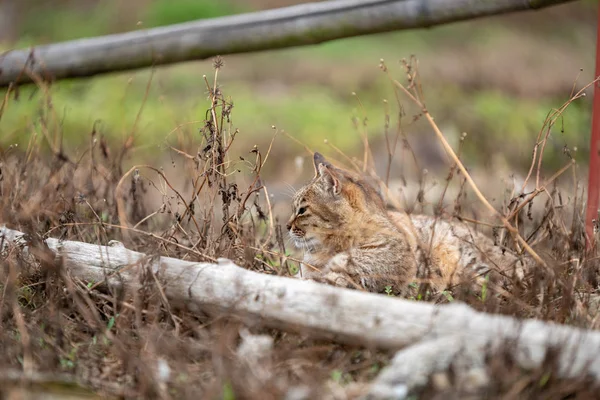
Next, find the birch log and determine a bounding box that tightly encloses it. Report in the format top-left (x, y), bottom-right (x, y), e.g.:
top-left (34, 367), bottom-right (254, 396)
top-left (1, 225), bottom-right (600, 395)
top-left (0, 0), bottom-right (575, 87)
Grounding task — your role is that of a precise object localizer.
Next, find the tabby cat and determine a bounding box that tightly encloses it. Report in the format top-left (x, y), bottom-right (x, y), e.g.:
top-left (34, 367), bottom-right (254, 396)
top-left (286, 152), bottom-right (531, 294)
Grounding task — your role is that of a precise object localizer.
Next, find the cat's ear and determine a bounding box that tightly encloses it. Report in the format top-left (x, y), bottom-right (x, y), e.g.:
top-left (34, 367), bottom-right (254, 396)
top-left (313, 152), bottom-right (341, 195)
top-left (317, 163), bottom-right (341, 195)
top-left (313, 152), bottom-right (329, 177)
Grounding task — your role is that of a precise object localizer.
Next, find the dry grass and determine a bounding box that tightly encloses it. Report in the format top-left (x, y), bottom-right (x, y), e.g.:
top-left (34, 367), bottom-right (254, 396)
top-left (1, 56), bottom-right (599, 399)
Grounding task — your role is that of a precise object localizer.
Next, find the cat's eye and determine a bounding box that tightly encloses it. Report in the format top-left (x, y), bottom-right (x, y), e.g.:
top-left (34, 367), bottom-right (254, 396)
top-left (297, 207), bottom-right (307, 216)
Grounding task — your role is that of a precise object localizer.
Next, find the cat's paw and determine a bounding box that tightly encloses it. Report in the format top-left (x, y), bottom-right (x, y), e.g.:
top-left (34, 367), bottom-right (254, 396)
top-left (325, 253), bottom-right (350, 272)
top-left (322, 271), bottom-right (355, 289)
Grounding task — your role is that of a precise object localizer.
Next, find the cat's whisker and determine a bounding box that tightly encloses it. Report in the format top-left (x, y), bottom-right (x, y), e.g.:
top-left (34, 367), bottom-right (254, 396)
top-left (282, 182), bottom-right (297, 198)
top-left (298, 237), bottom-right (308, 251)
top-left (283, 181), bottom-right (297, 192)
top-left (285, 236), bottom-right (297, 249)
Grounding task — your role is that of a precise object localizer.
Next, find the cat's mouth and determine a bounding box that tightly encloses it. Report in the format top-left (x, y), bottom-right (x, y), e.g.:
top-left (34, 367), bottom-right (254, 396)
top-left (288, 231), bottom-right (319, 251)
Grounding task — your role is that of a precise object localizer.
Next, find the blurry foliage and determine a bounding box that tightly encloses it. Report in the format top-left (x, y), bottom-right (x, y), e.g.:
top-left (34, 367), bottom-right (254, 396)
top-left (2, 70), bottom-right (588, 173)
top-left (433, 87), bottom-right (590, 168)
top-left (0, 73), bottom-right (371, 155)
top-left (468, 91), bottom-right (588, 167)
top-left (12, 0), bottom-right (241, 43)
top-left (144, 0), bottom-right (242, 27)
top-left (17, 2), bottom-right (113, 44)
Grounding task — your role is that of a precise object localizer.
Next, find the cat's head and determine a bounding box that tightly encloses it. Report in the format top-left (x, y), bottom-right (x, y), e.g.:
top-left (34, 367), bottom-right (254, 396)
top-left (286, 152), bottom-right (385, 250)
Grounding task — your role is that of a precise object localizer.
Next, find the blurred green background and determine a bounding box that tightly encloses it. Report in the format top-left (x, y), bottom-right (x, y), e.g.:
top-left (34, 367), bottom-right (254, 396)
top-left (0, 0), bottom-right (597, 180)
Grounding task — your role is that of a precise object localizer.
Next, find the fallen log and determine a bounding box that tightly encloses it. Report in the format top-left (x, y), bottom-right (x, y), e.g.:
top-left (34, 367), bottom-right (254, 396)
top-left (1, 225), bottom-right (600, 395)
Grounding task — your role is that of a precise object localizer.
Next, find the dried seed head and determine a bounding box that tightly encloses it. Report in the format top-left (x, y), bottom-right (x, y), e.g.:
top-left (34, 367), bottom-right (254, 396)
top-left (379, 59), bottom-right (387, 72)
top-left (206, 85), bottom-right (222, 100)
top-left (213, 56), bottom-right (225, 70)
top-left (76, 193), bottom-right (86, 204)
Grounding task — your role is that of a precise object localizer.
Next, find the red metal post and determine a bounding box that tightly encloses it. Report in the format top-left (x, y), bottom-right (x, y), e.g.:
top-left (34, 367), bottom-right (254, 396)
top-left (586, 3), bottom-right (600, 251)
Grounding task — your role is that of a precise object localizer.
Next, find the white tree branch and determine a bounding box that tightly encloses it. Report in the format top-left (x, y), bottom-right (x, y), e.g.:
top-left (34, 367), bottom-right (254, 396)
top-left (1, 225), bottom-right (599, 396)
top-left (0, 0), bottom-right (575, 87)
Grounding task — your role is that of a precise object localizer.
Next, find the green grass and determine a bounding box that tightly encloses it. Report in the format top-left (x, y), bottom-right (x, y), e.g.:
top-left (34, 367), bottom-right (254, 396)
top-left (0, 64), bottom-right (589, 172)
top-left (15, 0), bottom-right (242, 44)
top-left (144, 0), bottom-right (244, 27)
top-left (17, 3), bottom-right (114, 43)
top-left (437, 87), bottom-right (590, 167)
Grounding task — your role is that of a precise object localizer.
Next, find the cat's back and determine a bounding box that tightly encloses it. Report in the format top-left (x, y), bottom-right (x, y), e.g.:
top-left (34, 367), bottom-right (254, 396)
top-left (387, 211), bottom-right (526, 289)
top-left (387, 212), bottom-right (461, 286)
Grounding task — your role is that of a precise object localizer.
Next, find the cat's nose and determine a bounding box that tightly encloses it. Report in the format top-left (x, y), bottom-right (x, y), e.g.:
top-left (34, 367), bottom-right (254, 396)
top-left (286, 223), bottom-right (292, 231)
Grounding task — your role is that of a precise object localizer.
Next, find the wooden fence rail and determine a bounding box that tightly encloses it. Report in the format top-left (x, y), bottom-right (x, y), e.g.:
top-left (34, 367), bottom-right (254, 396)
top-left (0, 0), bottom-right (575, 87)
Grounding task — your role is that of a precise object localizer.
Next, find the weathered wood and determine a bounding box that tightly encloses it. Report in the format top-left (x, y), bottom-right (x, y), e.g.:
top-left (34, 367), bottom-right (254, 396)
top-left (1, 225), bottom-right (600, 396)
top-left (365, 330), bottom-right (599, 398)
top-left (0, 0), bottom-right (575, 87)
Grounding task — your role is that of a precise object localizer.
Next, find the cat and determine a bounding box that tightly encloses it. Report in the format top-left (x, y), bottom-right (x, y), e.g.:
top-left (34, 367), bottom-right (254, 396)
top-left (286, 152), bottom-right (531, 295)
